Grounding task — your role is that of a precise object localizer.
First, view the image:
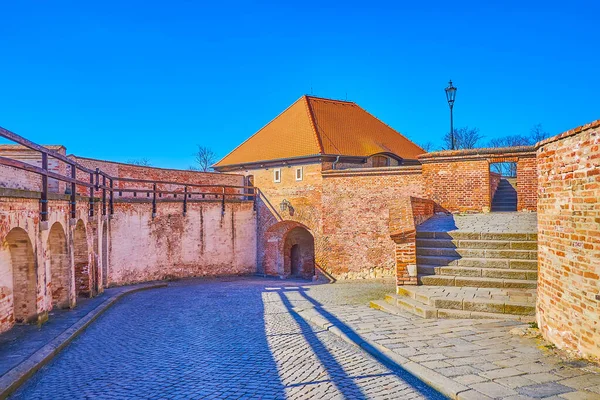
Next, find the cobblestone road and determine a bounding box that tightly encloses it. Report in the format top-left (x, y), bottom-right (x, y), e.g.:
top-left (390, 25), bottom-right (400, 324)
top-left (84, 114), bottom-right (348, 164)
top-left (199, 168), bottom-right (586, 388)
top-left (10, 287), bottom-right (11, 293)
top-left (11, 278), bottom-right (445, 399)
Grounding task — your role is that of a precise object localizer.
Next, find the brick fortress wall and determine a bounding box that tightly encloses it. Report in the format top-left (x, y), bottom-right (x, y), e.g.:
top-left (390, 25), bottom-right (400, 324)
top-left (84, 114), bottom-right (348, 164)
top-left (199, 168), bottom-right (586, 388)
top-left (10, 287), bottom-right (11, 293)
top-left (536, 120), bottom-right (600, 361)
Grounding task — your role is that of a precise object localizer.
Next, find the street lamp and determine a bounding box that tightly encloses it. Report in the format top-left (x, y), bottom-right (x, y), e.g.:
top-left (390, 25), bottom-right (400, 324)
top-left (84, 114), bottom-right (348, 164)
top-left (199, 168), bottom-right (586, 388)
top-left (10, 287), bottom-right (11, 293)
top-left (445, 80), bottom-right (457, 150)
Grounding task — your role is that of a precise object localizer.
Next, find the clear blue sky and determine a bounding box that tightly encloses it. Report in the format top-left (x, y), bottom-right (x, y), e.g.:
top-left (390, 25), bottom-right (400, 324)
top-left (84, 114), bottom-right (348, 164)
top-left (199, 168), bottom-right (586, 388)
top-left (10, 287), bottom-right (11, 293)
top-left (1, 1), bottom-right (598, 169)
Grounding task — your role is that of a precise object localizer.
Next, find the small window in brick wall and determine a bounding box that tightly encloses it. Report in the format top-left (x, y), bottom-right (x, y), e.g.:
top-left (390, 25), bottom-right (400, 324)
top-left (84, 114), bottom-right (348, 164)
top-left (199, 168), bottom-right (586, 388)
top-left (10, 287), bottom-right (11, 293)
top-left (372, 155), bottom-right (389, 167)
top-left (274, 168), bottom-right (281, 183)
top-left (295, 167), bottom-right (303, 181)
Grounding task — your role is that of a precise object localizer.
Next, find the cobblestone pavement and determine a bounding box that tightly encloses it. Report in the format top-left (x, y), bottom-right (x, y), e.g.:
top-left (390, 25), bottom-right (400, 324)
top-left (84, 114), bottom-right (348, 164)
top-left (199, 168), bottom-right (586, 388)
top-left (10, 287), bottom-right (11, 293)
top-left (417, 212), bottom-right (538, 233)
top-left (291, 292), bottom-right (600, 400)
top-left (10, 278), bottom-right (444, 399)
top-left (0, 284), bottom-right (158, 377)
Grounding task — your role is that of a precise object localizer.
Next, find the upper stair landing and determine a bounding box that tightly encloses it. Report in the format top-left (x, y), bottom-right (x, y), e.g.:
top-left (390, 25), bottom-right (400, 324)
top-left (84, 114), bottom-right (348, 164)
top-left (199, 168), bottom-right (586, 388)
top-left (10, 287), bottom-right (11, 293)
top-left (416, 212), bottom-right (537, 235)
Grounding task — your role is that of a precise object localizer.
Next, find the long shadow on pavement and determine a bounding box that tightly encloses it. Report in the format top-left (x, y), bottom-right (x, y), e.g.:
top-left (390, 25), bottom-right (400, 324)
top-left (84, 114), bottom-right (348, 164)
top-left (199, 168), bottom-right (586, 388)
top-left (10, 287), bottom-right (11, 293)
top-left (288, 286), bottom-right (448, 399)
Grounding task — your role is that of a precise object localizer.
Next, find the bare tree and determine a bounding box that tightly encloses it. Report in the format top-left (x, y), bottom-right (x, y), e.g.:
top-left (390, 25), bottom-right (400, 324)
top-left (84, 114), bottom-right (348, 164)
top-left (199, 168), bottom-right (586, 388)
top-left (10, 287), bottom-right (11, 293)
top-left (418, 141), bottom-right (437, 153)
top-left (442, 126), bottom-right (483, 150)
top-left (487, 124), bottom-right (551, 176)
top-left (530, 123), bottom-right (550, 144)
top-left (127, 158), bottom-right (152, 166)
top-left (192, 145), bottom-right (217, 172)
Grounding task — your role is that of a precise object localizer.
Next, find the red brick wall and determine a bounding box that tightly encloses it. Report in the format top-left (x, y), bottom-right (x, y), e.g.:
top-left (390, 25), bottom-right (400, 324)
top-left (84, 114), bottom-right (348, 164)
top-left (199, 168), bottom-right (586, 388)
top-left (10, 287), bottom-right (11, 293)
top-left (490, 171), bottom-right (501, 201)
top-left (0, 146), bottom-right (67, 193)
top-left (70, 156), bottom-right (245, 198)
top-left (390, 196), bottom-right (435, 286)
top-left (321, 166), bottom-right (424, 279)
top-left (422, 159), bottom-right (491, 212)
top-left (419, 148), bottom-right (537, 213)
top-left (517, 156), bottom-right (537, 211)
top-left (536, 120), bottom-right (600, 361)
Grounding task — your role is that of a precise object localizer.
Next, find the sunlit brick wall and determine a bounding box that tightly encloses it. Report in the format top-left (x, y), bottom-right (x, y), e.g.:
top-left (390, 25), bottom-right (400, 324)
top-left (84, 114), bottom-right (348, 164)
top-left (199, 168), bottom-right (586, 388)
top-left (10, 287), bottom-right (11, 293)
top-left (536, 120), bottom-right (600, 361)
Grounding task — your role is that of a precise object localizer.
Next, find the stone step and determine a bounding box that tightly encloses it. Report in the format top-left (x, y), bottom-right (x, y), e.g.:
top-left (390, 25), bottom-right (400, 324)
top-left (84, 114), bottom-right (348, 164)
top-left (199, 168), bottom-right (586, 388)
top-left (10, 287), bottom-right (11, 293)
top-left (417, 265), bottom-right (538, 280)
top-left (417, 255), bottom-right (537, 269)
top-left (416, 231), bottom-right (537, 241)
top-left (492, 206), bottom-right (518, 211)
top-left (396, 288), bottom-right (536, 316)
top-left (416, 238), bottom-right (537, 250)
top-left (416, 247), bottom-right (537, 259)
top-left (419, 275), bottom-right (537, 289)
top-left (492, 199), bottom-right (517, 204)
top-left (382, 294), bottom-right (437, 318)
top-left (377, 293), bottom-right (533, 321)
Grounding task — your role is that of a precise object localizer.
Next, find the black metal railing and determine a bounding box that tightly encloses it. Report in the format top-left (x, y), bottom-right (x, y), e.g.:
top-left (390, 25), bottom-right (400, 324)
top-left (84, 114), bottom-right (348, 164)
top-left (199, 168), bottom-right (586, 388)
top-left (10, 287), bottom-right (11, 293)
top-left (0, 126), bottom-right (257, 221)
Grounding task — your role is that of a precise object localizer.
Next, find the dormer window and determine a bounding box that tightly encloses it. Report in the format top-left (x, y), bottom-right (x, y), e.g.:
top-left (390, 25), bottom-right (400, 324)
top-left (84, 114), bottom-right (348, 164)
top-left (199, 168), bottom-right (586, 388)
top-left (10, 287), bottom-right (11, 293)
top-left (372, 155), bottom-right (390, 167)
top-left (274, 168), bottom-right (281, 183)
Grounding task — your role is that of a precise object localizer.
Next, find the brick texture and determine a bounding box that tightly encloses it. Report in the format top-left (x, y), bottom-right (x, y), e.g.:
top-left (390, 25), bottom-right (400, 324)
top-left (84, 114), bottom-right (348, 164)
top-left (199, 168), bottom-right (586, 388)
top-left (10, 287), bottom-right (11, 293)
top-left (536, 121), bottom-right (600, 361)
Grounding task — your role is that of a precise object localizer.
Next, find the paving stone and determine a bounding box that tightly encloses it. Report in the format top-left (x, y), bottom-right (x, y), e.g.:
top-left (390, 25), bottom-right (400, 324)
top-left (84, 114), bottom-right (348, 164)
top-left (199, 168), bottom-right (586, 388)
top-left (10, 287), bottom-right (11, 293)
top-left (559, 391), bottom-right (600, 399)
top-left (471, 381), bottom-right (518, 398)
top-left (454, 374), bottom-right (488, 385)
top-left (481, 367), bottom-right (527, 379)
top-left (559, 374), bottom-right (600, 390)
top-left (517, 382), bottom-right (574, 398)
top-left (495, 375), bottom-right (537, 389)
top-left (525, 372), bottom-right (562, 384)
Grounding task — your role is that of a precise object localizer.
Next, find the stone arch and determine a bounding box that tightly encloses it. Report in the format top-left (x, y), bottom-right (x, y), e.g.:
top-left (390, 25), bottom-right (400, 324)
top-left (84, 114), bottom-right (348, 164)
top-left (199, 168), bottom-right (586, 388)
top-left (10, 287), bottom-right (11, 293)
top-left (3, 228), bottom-right (38, 324)
top-left (48, 222), bottom-right (71, 308)
top-left (73, 220), bottom-right (90, 297)
top-left (101, 222), bottom-right (108, 288)
top-left (263, 221), bottom-right (315, 279)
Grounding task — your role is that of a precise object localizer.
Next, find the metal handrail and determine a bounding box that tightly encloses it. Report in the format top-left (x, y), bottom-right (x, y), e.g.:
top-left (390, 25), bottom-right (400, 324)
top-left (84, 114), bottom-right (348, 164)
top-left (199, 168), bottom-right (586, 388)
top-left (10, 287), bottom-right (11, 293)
top-left (0, 125), bottom-right (258, 220)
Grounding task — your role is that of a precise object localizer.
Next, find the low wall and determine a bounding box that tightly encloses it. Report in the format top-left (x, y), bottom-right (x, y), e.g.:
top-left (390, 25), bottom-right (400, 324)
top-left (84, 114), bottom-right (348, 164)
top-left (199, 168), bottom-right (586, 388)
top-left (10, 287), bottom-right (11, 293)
top-left (108, 200), bottom-right (256, 285)
top-left (490, 172), bottom-right (501, 200)
top-left (0, 145), bottom-right (67, 194)
top-left (536, 119), bottom-right (600, 361)
top-left (389, 197), bottom-right (435, 286)
top-left (320, 166), bottom-right (424, 279)
top-left (419, 147), bottom-right (537, 213)
top-left (70, 156), bottom-right (245, 197)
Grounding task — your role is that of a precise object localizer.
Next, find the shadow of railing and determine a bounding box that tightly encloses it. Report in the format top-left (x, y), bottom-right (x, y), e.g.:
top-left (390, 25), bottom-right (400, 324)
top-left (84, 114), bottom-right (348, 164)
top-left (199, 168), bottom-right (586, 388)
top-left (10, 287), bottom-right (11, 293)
top-left (274, 286), bottom-right (448, 399)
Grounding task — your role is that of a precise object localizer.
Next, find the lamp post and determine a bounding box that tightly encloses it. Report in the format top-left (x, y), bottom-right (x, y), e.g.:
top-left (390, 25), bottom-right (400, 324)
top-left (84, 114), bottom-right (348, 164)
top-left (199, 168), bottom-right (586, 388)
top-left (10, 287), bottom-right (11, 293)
top-left (445, 80), bottom-right (457, 150)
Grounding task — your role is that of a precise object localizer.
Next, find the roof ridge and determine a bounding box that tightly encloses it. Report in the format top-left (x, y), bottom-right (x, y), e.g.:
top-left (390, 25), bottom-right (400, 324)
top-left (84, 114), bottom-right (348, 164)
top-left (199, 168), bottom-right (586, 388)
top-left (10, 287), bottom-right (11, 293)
top-left (213, 96), bottom-right (308, 167)
top-left (303, 96), bottom-right (324, 154)
top-left (304, 95), bottom-right (355, 104)
top-left (356, 104), bottom-right (425, 154)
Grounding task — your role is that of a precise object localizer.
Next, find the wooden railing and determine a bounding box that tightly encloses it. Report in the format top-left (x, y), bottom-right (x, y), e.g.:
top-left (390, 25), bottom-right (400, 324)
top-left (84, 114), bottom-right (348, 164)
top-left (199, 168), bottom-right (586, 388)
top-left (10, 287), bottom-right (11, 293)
top-left (0, 126), bottom-right (257, 220)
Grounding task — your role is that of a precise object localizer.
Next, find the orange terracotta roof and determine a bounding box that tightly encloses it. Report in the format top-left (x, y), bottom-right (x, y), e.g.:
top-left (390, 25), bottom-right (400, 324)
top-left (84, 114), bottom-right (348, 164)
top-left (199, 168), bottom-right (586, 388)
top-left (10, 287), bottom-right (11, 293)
top-left (214, 95), bottom-right (424, 167)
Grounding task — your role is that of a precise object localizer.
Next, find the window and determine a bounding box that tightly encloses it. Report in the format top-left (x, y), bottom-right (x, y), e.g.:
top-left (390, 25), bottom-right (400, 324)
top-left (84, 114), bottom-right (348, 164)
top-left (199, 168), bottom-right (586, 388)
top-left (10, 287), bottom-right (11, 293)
top-left (273, 168), bottom-right (281, 183)
top-left (295, 167), bottom-right (303, 181)
top-left (372, 155), bottom-right (389, 167)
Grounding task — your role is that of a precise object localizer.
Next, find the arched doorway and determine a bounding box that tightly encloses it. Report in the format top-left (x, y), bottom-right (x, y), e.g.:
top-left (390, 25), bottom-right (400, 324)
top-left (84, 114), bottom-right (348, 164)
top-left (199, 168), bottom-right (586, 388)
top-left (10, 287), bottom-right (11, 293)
top-left (101, 223), bottom-right (108, 288)
top-left (263, 221), bottom-right (316, 277)
top-left (283, 227), bottom-right (315, 279)
top-left (48, 222), bottom-right (71, 308)
top-left (73, 220), bottom-right (90, 297)
top-left (4, 228), bottom-right (38, 324)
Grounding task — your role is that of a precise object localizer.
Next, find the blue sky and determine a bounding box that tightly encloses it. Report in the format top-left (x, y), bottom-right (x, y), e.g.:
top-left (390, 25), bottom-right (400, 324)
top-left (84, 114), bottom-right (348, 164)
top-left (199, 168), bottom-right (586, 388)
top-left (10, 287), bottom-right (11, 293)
top-left (1, 1), bottom-right (598, 169)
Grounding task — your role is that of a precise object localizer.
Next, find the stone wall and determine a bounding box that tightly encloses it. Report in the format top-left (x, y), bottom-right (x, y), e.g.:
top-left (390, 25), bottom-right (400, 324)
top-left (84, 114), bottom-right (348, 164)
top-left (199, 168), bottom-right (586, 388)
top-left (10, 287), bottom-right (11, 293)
top-left (536, 119), bottom-right (600, 361)
top-left (108, 200), bottom-right (256, 286)
top-left (320, 166), bottom-right (424, 279)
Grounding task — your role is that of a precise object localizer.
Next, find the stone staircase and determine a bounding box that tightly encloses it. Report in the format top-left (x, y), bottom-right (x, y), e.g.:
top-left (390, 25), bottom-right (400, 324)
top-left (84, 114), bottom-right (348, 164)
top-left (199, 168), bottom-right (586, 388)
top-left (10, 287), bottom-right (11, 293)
top-left (416, 231), bottom-right (537, 289)
top-left (371, 213), bottom-right (538, 320)
top-left (492, 178), bottom-right (517, 212)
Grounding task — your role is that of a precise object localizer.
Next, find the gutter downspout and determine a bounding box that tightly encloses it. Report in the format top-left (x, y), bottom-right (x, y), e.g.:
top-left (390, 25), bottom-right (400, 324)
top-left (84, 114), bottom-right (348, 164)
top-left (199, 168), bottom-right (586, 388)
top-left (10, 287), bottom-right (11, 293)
top-left (332, 155), bottom-right (341, 170)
